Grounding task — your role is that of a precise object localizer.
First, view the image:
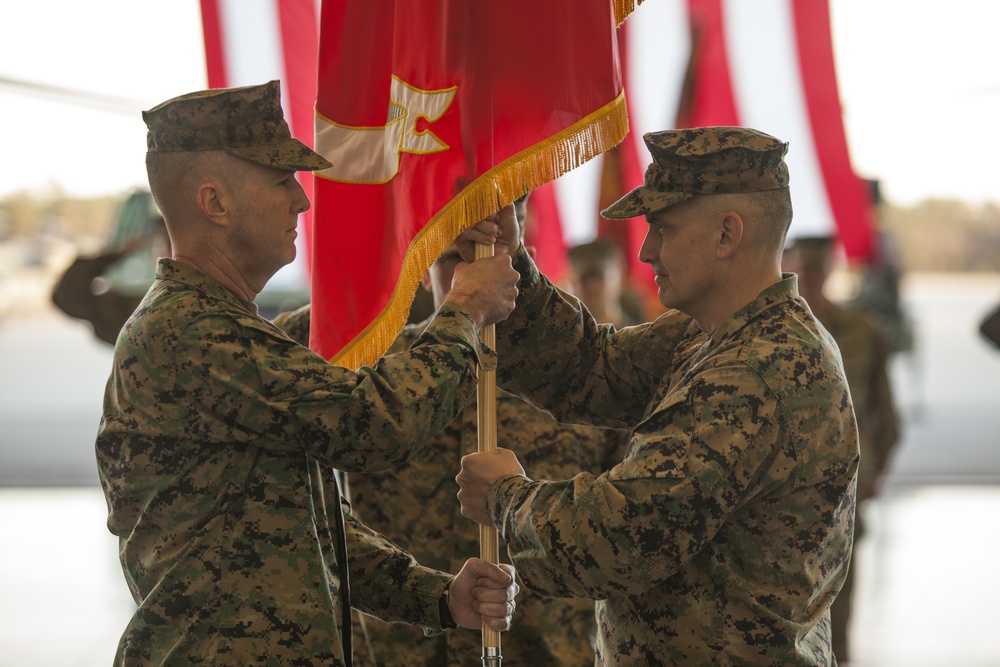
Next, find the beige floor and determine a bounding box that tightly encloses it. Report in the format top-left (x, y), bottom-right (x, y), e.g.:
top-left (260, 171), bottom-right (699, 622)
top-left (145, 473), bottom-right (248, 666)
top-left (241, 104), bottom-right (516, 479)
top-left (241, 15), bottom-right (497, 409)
top-left (1, 483), bottom-right (998, 667)
top-left (849, 484), bottom-right (1000, 666)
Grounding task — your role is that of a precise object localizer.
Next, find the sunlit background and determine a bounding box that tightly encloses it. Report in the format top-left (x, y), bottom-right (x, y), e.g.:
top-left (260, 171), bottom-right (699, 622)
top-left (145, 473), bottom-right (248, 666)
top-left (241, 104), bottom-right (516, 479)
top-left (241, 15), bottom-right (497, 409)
top-left (1, 2), bottom-right (999, 666)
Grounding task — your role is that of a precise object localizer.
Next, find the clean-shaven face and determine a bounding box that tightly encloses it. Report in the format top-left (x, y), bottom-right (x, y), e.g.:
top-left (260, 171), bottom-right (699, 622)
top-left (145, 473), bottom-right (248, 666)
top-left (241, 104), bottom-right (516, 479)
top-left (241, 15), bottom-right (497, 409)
top-left (229, 162), bottom-right (310, 280)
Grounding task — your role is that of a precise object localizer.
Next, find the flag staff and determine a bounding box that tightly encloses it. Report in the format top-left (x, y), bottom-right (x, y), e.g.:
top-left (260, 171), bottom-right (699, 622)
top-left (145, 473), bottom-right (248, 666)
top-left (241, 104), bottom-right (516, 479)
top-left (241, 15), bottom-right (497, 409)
top-left (475, 239), bottom-right (502, 667)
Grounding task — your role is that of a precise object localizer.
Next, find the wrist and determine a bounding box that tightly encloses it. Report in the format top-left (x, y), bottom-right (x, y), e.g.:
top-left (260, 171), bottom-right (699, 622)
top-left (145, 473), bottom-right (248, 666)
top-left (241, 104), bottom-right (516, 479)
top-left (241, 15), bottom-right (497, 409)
top-left (439, 582), bottom-right (458, 629)
top-left (442, 296), bottom-right (485, 330)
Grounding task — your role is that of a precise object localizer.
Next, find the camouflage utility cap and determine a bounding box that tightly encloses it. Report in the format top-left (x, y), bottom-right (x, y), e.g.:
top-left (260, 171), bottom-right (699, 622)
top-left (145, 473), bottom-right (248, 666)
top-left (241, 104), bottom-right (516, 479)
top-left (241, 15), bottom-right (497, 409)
top-left (143, 80), bottom-right (332, 171)
top-left (786, 236), bottom-right (835, 268)
top-left (568, 240), bottom-right (624, 276)
top-left (602, 127), bottom-right (789, 219)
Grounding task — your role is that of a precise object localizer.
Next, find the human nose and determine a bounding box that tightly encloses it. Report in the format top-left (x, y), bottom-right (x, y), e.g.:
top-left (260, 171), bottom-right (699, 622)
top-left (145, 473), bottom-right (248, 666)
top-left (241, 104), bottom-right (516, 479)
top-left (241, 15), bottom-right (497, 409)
top-left (638, 226), bottom-right (658, 265)
top-left (292, 175), bottom-right (310, 214)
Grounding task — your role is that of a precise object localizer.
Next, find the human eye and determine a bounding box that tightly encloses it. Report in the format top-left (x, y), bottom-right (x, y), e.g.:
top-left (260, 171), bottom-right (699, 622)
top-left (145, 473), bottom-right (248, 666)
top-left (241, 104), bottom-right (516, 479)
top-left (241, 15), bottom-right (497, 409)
top-left (645, 215), bottom-right (669, 237)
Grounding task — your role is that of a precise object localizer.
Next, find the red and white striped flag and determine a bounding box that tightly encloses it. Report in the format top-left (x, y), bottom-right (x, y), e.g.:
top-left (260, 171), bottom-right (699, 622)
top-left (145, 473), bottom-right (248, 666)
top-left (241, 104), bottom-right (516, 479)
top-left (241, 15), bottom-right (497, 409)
top-left (556, 0), bottom-right (874, 263)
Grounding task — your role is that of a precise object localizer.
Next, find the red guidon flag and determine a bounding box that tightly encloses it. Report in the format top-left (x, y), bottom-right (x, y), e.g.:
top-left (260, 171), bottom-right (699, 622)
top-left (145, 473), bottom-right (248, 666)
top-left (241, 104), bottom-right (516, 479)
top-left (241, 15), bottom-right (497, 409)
top-left (310, 1), bottom-right (642, 367)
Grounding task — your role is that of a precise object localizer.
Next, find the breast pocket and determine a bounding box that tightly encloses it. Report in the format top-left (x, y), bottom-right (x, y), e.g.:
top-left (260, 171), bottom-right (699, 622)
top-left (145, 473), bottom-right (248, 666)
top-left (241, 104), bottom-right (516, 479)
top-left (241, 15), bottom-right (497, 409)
top-left (608, 388), bottom-right (693, 481)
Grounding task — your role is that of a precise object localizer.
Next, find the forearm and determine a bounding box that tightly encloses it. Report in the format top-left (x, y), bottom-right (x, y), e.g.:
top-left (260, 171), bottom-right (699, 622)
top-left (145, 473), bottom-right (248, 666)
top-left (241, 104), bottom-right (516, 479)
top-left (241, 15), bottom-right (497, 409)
top-left (181, 306), bottom-right (494, 473)
top-left (487, 472), bottom-right (673, 599)
top-left (344, 508), bottom-right (453, 630)
top-left (494, 247), bottom-right (668, 428)
top-left (271, 303), bottom-right (311, 346)
top-left (51, 256), bottom-right (115, 318)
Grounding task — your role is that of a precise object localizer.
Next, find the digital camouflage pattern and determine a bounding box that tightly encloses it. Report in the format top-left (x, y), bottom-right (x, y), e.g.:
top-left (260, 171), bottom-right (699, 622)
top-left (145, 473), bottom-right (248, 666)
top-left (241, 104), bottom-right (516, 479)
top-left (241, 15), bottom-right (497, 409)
top-left (814, 307), bottom-right (898, 504)
top-left (485, 249), bottom-right (858, 666)
top-left (812, 303), bottom-right (899, 660)
top-left (143, 80), bottom-right (331, 171)
top-left (97, 258), bottom-right (496, 666)
top-left (273, 306), bottom-right (632, 667)
top-left (602, 127), bottom-right (789, 220)
top-left (783, 235), bottom-right (899, 500)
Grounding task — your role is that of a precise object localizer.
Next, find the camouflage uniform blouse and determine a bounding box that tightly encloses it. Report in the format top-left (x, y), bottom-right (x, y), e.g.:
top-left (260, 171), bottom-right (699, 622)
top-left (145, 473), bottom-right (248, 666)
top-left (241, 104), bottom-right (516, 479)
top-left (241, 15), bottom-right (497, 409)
top-left (815, 303), bottom-right (898, 662)
top-left (817, 305), bottom-right (898, 503)
top-left (96, 259), bottom-right (494, 667)
top-left (487, 249), bottom-right (859, 666)
top-left (274, 307), bottom-right (630, 667)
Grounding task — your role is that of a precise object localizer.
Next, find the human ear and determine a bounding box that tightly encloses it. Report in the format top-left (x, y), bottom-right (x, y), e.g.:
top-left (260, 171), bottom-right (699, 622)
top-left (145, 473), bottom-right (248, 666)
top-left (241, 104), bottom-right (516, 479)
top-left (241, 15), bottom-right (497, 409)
top-left (717, 212), bottom-right (743, 259)
top-left (196, 182), bottom-right (229, 227)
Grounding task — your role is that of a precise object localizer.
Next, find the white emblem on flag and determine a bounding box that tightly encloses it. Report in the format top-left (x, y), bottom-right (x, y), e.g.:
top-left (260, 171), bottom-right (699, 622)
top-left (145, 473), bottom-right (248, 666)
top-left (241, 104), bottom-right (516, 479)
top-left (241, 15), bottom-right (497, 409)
top-left (315, 76), bottom-right (456, 184)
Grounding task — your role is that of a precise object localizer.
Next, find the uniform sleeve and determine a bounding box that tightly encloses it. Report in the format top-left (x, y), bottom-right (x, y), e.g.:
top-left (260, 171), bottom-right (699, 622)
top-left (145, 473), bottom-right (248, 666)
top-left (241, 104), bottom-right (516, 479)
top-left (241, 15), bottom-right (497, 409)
top-left (170, 303), bottom-right (495, 473)
top-left (271, 303), bottom-right (311, 346)
top-left (343, 500), bottom-right (452, 630)
top-left (487, 362), bottom-right (790, 599)
top-left (495, 248), bottom-right (688, 429)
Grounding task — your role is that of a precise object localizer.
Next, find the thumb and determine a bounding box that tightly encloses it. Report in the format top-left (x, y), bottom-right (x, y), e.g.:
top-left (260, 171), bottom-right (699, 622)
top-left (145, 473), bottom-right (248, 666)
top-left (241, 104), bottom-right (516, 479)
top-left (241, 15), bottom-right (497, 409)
top-left (498, 202), bottom-right (516, 223)
top-left (473, 559), bottom-right (513, 585)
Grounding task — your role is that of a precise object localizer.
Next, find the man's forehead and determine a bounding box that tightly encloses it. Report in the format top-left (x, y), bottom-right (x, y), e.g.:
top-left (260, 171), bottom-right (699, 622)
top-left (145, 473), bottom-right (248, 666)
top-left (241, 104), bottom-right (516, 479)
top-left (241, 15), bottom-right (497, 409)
top-left (645, 196), bottom-right (703, 223)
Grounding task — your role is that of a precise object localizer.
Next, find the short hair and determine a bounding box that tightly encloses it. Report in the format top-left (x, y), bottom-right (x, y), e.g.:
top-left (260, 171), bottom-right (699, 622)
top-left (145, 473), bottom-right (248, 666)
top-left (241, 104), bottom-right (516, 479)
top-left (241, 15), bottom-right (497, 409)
top-left (145, 151), bottom-right (190, 220)
top-left (726, 187), bottom-right (793, 251)
top-left (146, 150), bottom-right (245, 220)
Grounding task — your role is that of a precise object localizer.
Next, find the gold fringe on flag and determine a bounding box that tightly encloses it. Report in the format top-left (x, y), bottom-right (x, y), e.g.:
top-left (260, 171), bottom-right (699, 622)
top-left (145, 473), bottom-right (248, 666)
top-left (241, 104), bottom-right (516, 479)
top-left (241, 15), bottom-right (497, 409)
top-left (612, 0), bottom-right (645, 27)
top-left (331, 90), bottom-right (630, 369)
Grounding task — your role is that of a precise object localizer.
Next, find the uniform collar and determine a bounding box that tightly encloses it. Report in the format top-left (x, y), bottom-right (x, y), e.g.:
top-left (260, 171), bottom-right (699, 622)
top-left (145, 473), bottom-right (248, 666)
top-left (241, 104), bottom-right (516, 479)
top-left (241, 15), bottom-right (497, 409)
top-left (708, 273), bottom-right (800, 346)
top-left (155, 257), bottom-right (259, 315)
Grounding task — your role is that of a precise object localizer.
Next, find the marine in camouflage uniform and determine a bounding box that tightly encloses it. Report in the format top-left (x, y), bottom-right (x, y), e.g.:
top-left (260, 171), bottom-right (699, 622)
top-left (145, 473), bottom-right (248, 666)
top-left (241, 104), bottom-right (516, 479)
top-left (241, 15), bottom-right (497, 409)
top-left (565, 239), bottom-right (647, 328)
top-left (51, 246), bottom-right (146, 345)
top-left (784, 236), bottom-right (900, 662)
top-left (97, 81), bottom-right (519, 666)
top-left (458, 128), bottom-right (860, 665)
top-left (276, 266), bottom-right (631, 666)
top-left (51, 207), bottom-right (169, 346)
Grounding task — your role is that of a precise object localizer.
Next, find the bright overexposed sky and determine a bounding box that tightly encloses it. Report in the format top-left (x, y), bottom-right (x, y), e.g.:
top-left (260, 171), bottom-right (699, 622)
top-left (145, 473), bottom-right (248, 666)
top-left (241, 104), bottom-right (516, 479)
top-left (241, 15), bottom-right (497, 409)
top-left (1, 0), bottom-right (999, 209)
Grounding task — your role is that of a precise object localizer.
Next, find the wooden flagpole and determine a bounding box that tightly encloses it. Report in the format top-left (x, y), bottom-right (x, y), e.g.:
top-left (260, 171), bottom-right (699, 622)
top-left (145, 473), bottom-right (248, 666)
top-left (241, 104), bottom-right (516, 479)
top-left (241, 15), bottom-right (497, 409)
top-left (475, 241), bottom-right (502, 667)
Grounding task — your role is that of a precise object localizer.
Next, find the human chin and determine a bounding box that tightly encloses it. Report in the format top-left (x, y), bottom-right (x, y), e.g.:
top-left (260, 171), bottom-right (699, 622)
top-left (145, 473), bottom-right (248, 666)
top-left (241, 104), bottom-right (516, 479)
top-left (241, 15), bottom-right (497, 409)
top-left (277, 238), bottom-right (297, 267)
top-left (657, 286), bottom-right (673, 309)
top-left (655, 279), bottom-right (681, 310)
